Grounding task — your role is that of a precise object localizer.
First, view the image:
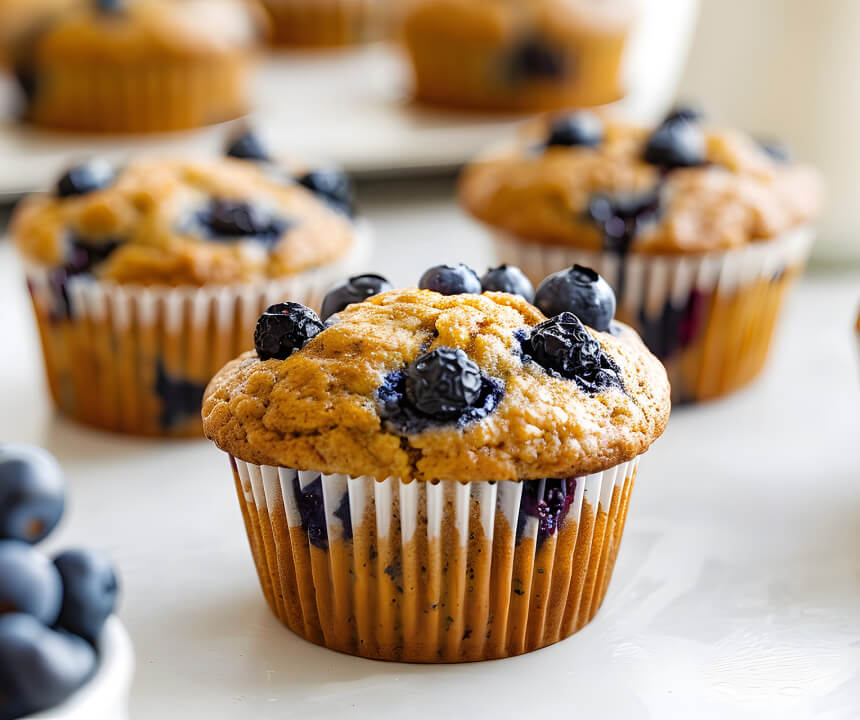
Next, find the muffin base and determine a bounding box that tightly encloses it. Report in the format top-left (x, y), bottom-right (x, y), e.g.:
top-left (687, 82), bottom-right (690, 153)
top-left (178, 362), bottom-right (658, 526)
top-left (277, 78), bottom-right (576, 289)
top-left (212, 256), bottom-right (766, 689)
top-left (491, 226), bottom-right (815, 404)
top-left (261, 0), bottom-right (394, 47)
top-left (22, 225), bottom-right (369, 437)
top-left (230, 456), bottom-right (641, 662)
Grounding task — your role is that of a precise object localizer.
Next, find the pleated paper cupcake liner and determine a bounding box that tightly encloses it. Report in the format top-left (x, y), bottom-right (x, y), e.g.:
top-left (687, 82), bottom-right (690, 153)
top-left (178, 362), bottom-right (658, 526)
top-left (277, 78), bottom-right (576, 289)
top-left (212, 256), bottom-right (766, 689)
top-left (27, 57), bottom-right (253, 134)
top-left (22, 224), bottom-right (370, 437)
top-left (230, 454), bottom-right (641, 662)
top-left (491, 226), bottom-right (815, 403)
top-left (261, 0), bottom-right (394, 47)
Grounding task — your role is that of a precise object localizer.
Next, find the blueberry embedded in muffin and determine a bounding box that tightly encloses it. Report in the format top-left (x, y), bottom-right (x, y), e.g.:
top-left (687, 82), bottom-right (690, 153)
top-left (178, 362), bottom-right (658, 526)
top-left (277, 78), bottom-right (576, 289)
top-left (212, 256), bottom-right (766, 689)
top-left (321, 274), bottom-right (393, 321)
top-left (533, 264), bottom-right (616, 331)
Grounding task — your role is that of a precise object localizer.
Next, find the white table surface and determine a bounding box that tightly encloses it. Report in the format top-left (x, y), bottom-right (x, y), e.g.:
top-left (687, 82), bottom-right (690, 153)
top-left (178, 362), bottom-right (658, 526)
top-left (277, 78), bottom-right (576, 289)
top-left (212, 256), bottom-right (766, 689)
top-left (1, 179), bottom-right (858, 719)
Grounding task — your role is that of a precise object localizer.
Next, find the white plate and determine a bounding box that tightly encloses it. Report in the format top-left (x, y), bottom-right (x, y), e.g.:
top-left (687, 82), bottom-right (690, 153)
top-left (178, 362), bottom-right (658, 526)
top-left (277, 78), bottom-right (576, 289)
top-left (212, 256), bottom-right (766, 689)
top-left (0, 0), bottom-right (700, 200)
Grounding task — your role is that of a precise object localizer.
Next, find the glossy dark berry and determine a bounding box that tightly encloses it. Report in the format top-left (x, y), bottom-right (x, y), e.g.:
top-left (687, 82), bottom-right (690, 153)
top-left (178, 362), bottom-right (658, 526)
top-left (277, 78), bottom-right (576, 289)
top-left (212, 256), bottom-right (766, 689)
top-left (298, 169), bottom-right (355, 217)
top-left (196, 198), bottom-right (290, 247)
top-left (643, 116), bottom-right (706, 169)
top-left (758, 139), bottom-right (791, 164)
top-left (663, 105), bottom-right (703, 124)
top-left (0, 445), bottom-right (65, 544)
top-left (516, 478), bottom-right (577, 546)
top-left (510, 37), bottom-right (566, 79)
top-left (480, 265), bottom-right (535, 303)
top-left (95, 0), bottom-right (124, 11)
top-left (638, 288), bottom-right (707, 360)
top-left (405, 348), bottom-right (483, 420)
top-left (56, 161), bottom-right (115, 198)
top-left (293, 476), bottom-right (328, 550)
top-left (0, 613), bottom-right (97, 719)
top-left (154, 360), bottom-right (207, 431)
top-left (0, 540), bottom-right (62, 625)
top-left (525, 313), bottom-right (624, 394)
top-left (225, 129), bottom-right (270, 162)
top-left (534, 264), bottom-right (616, 332)
top-left (586, 190), bottom-right (662, 256)
top-left (419, 264), bottom-right (482, 296)
top-left (53, 549), bottom-right (119, 645)
top-left (321, 274), bottom-right (393, 321)
top-left (546, 112), bottom-right (604, 149)
top-left (254, 302), bottom-right (324, 361)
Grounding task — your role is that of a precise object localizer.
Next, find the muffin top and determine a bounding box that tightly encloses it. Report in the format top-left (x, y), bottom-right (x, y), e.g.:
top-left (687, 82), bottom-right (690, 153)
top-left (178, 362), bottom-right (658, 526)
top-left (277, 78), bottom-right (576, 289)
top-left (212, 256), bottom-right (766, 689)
top-left (460, 110), bottom-right (823, 254)
top-left (203, 264), bottom-right (670, 483)
top-left (8, 0), bottom-right (265, 62)
top-left (12, 157), bottom-right (355, 286)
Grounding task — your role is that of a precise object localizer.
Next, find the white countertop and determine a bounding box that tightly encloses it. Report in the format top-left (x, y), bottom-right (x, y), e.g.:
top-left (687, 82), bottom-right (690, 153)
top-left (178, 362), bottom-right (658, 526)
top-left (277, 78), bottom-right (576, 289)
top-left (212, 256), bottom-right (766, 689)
top-left (1, 179), bottom-right (858, 719)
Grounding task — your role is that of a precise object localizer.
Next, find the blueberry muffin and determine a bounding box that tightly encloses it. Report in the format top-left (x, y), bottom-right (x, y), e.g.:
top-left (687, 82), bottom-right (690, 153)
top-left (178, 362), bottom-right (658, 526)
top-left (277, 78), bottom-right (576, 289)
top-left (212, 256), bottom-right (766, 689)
top-left (9, 0), bottom-right (266, 134)
top-left (12, 156), bottom-right (364, 437)
top-left (460, 110), bottom-right (823, 403)
top-left (0, 0), bottom-right (76, 68)
top-left (258, 0), bottom-right (396, 47)
top-left (402, 0), bottom-right (635, 112)
top-left (202, 262), bottom-right (670, 662)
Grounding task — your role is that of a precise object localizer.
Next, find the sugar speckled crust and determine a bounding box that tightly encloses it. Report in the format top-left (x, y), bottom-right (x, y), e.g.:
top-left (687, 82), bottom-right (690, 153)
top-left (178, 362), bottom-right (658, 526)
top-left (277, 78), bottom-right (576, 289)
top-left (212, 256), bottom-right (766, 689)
top-left (12, 158), bottom-right (354, 286)
top-left (459, 117), bottom-right (823, 254)
top-left (203, 289), bottom-right (670, 482)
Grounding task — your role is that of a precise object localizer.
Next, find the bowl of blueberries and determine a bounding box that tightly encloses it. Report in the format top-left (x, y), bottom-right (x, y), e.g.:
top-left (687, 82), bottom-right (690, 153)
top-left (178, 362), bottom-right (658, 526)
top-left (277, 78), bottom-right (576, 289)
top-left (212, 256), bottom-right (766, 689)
top-left (0, 445), bottom-right (133, 720)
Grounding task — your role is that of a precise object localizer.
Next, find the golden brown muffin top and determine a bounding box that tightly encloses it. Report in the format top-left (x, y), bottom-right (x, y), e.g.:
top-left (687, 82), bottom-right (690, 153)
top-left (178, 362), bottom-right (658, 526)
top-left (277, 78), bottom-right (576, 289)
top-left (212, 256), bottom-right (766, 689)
top-left (12, 158), bottom-right (355, 286)
top-left (10, 0), bottom-right (265, 62)
top-left (460, 114), bottom-right (823, 254)
top-left (203, 288), bottom-right (670, 482)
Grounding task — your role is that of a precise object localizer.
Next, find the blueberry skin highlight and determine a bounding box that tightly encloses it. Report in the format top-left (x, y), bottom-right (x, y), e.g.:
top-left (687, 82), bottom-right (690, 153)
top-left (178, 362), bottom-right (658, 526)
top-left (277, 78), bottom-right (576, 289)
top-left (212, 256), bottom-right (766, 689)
top-left (0, 445), bottom-right (65, 544)
top-left (0, 540), bottom-right (63, 625)
top-left (53, 549), bottom-right (119, 645)
top-left (321, 274), bottom-right (392, 321)
top-left (480, 265), bottom-right (535, 303)
top-left (546, 112), bottom-right (604, 149)
top-left (0, 613), bottom-right (97, 720)
top-left (643, 116), bottom-right (706, 169)
top-left (56, 161), bottom-right (115, 198)
top-left (225, 129), bottom-right (271, 162)
top-left (534, 264), bottom-right (616, 332)
top-left (419, 264), bottom-right (482, 296)
top-left (298, 169), bottom-right (355, 217)
top-left (254, 303), bottom-right (325, 361)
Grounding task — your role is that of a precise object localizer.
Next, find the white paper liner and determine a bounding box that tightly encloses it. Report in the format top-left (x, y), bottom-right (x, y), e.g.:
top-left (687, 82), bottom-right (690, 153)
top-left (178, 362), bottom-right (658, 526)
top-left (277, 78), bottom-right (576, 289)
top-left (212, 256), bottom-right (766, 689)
top-left (491, 225), bottom-right (816, 402)
top-left (230, 455), bottom-right (641, 662)
top-left (22, 222), bottom-right (371, 436)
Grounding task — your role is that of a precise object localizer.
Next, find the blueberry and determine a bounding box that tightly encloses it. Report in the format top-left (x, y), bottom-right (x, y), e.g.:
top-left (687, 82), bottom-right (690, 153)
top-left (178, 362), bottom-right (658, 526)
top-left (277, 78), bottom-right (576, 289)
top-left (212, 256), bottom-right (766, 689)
top-left (480, 265), bottom-right (535, 302)
top-left (13, 62), bottom-right (37, 104)
top-left (321, 274), bottom-right (393, 321)
top-left (298, 169), bottom-right (355, 218)
top-left (643, 116), bottom-right (706, 169)
top-left (53, 549), bottom-right (118, 645)
top-left (758, 138), bottom-right (791, 164)
top-left (225, 129), bottom-right (270, 162)
top-left (405, 347), bottom-right (482, 421)
top-left (510, 37), bottom-right (566, 80)
top-left (293, 476), bottom-right (328, 550)
top-left (0, 541), bottom-right (62, 625)
top-left (154, 360), bottom-right (207, 431)
top-left (419, 264), bottom-right (482, 296)
top-left (586, 190), bottom-right (662, 257)
top-left (56, 161), bottom-right (115, 198)
top-left (534, 264), bottom-right (616, 332)
top-left (0, 613), bottom-right (97, 719)
top-left (196, 198), bottom-right (290, 247)
top-left (663, 105), bottom-right (703, 124)
top-left (254, 302), bottom-right (324, 361)
top-left (525, 312), bottom-right (624, 394)
top-left (546, 112), bottom-right (603, 149)
top-left (95, 0), bottom-right (125, 10)
top-left (0, 445), bottom-right (65, 545)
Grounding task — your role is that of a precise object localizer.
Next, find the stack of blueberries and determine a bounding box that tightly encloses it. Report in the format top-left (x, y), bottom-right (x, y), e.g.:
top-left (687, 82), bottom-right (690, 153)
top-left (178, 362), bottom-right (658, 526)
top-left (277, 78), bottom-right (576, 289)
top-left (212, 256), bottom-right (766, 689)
top-left (0, 446), bottom-right (119, 720)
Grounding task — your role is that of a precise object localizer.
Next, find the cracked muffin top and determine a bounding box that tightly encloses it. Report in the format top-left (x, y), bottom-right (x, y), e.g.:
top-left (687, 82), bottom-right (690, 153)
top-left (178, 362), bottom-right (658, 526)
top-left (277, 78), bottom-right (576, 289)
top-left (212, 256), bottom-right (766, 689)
top-left (459, 110), bottom-right (823, 254)
top-left (11, 157), bottom-right (356, 286)
top-left (202, 264), bottom-right (670, 482)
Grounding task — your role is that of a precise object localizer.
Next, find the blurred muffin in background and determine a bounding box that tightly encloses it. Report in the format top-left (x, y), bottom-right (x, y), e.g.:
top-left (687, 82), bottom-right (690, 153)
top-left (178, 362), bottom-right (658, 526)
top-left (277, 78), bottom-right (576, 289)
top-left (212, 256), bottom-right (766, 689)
top-left (11, 155), bottom-right (368, 436)
top-left (0, 0), bottom-right (76, 68)
top-left (8, 0), bottom-right (267, 134)
top-left (402, 0), bottom-right (636, 112)
top-left (460, 109), bottom-right (824, 403)
top-left (259, 0), bottom-right (396, 48)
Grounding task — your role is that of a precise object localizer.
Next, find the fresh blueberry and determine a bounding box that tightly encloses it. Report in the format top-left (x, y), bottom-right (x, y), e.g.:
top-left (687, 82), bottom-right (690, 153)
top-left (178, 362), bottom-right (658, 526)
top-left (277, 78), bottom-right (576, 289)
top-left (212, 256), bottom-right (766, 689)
top-left (510, 37), bottom-right (566, 80)
top-left (663, 105), bottom-right (703, 124)
top-left (53, 549), bottom-right (118, 645)
top-left (56, 161), bottom-right (115, 198)
top-left (419, 264), bottom-right (482, 296)
top-left (534, 264), bottom-right (616, 332)
top-left (0, 445), bottom-right (65, 544)
top-left (480, 265), bottom-right (535, 303)
top-left (254, 302), bottom-right (325, 361)
top-left (298, 169), bottom-right (355, 218)
top-left (525, 312), bottom-right (624, 394)
top-left (758, 138), bottom-right (791, 164)
top-left (225, 129), bottom-right (270, 162)
top-left (405, 347), bottom-right (483, 421)
top-left (321, 274), bottom-right (393, 321)
top-left (546, 112), bottom-right (604, 149)
top-left (196, 198), bottom-right (290, 247)
top-left (0, 540), bottom-right (62, 625)
top-left (643, 116), bottom-right (706, 169)
top-left (0, 613), bottom-right (97, 719)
